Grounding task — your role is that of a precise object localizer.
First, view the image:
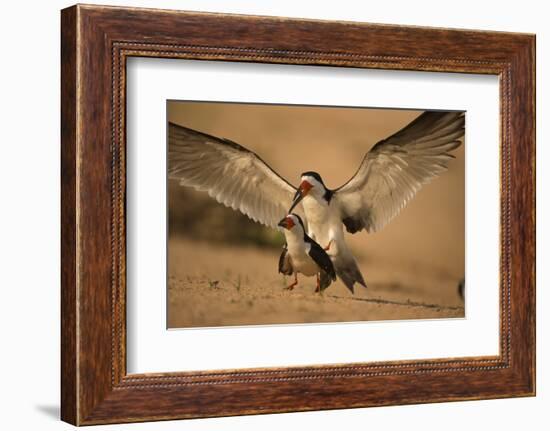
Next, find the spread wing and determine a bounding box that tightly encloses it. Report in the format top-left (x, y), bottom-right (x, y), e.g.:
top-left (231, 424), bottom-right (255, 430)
top-left (334, 111), bottom-right (464, 233)
top-left (169, 122), bottom-right (298, 229)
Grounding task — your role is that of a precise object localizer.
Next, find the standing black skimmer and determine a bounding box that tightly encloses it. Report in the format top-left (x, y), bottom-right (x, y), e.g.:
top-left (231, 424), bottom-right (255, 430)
top-left (168, 110), bottom-right (464, 293)
top-left (277, 214), bottom-right (336, 292)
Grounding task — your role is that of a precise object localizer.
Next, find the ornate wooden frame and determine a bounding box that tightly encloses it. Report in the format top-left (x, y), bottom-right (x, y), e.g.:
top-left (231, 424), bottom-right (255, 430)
top-left (61, 4), bottom-right (535, 425)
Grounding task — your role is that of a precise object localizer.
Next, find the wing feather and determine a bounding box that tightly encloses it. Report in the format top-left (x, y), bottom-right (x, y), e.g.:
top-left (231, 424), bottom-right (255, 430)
top-left (278, 245), bottom-right (293, 276)
top-left (169, 122), bottom-right (298, 229)
top-left (335, 111), bottom-right (464, 233)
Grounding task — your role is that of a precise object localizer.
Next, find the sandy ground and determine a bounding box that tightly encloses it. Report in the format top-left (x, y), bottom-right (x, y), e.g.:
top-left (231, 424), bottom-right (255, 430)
top-left (168, 238), bottom-right (464, 328)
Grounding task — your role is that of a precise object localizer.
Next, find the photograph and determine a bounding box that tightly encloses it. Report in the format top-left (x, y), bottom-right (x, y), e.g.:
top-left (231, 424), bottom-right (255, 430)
top-left (167, 101), bottom-right (466, 328)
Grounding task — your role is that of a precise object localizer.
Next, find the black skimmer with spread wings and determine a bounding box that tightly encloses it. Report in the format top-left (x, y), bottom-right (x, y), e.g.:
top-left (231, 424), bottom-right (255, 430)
top-left (277, 214), bottom-right (336, 293)
top-left (168, 111), bottom-right (464, 293)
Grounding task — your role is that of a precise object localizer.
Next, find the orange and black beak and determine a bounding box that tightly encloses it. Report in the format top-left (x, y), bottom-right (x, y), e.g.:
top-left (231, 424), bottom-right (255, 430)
top-left (289, 180), bottom-right (312, 213)
top-left (278, 216), bottom-right (295, 230)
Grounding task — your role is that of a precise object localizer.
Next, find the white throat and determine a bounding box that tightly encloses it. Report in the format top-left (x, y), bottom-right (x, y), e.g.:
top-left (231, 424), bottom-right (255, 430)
top-left (284, 223), bottom-right (309, 253)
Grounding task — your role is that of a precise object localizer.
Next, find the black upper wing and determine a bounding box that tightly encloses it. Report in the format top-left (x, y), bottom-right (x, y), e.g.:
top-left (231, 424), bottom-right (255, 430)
top-left (307, 240), bottom-right (337, 283)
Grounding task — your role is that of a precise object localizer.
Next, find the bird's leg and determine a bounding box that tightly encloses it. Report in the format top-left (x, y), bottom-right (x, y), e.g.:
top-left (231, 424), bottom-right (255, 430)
top-left (315, 273), bottom-right (321, 293)
top-left (324, 239), bottom-right (333, 251)
top-left (284, 273), bottom-right (298, 291)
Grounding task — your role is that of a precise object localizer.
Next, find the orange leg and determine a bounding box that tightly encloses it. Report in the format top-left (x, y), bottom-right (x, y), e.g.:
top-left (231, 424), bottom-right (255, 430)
top-left (315, 273), bottom-right (321, 293)
top-left (285, 273), bottom-right (298, 290)
top-left (324, 240), bottom-right (333, 251)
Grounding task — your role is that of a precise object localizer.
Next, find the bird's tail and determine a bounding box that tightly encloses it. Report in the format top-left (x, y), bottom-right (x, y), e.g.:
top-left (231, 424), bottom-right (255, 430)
top-left (319, 270), bottom-right (335, 292)
top-left (333, 255), bottom-right (367, 294)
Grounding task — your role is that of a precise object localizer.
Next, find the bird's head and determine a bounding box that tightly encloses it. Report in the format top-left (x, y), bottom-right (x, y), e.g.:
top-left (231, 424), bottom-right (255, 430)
top-left (289, 172), bottom-right (327, 212)
top-left (277, 214), bottom-right (305, 232)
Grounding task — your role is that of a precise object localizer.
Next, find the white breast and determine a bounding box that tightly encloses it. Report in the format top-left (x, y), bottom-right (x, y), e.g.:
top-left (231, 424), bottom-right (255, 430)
top-left (302, 195), bottom-right (344, 255)
top-left (284, 232), bottom-right (319, 277)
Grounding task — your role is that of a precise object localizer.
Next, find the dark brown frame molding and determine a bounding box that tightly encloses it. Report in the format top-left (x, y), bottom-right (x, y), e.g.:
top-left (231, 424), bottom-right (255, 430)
top-left (61, 4), bottom-right (535, 425)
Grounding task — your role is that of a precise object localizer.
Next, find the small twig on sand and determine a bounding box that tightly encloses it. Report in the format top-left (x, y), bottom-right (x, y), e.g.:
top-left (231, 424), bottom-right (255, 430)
top-left (233, 275), bottom-right (242, 292)
top-left (207, 279), bottom-right (220, 290)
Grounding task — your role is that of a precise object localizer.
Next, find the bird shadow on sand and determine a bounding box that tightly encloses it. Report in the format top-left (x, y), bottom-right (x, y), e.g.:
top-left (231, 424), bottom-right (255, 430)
top-left (326, 294), bottom-right (464, 313)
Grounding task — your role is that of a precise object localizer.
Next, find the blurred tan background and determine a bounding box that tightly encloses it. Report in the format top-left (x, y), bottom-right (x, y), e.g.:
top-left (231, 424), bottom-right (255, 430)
top-left (167, 101), bottom-right (465, 328)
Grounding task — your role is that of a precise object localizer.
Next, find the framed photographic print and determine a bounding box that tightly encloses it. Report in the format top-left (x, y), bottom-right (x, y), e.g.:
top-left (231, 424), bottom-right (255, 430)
top-left (61, 4), bottom-right (535, 425)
